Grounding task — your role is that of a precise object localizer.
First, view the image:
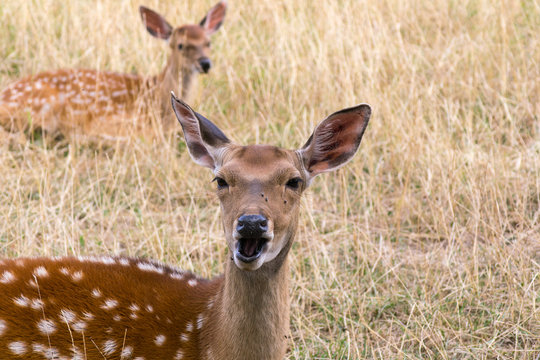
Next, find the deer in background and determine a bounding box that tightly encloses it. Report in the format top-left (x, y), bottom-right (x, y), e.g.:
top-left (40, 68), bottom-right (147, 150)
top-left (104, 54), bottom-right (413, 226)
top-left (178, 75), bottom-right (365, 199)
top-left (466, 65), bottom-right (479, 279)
top-left (0, 94), bottom-right (371, 359)
top-left (0, 1), bottom-right (226, 140)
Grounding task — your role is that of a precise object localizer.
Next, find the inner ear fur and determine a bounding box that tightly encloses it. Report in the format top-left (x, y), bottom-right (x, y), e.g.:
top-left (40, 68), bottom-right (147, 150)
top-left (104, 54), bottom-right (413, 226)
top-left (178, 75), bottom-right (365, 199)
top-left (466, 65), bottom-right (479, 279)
top-left (200, 0), bottom-right (227, 35)
top-left (300, 104), bottom-right (371, 178)
top-left (171, 93), bottom-right (230, 169)
top-left (139, 6), bottom-right (173, 40)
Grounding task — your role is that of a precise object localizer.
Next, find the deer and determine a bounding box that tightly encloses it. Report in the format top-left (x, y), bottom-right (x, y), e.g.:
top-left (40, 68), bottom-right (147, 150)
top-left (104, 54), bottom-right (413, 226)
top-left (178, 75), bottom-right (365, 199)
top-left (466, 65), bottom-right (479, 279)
top-left (0, 1), bottom-right (226, 140)
top-left (0, 93), bottom-right (371, 359)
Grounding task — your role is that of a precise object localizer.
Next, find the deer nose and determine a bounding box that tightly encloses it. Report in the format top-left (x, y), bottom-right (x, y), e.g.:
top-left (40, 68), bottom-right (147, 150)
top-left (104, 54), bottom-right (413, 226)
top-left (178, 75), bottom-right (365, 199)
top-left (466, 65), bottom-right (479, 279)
top-left (236, 215), bottom-right (268, 237)
top-left (199, 57), bottom-right (211, 73)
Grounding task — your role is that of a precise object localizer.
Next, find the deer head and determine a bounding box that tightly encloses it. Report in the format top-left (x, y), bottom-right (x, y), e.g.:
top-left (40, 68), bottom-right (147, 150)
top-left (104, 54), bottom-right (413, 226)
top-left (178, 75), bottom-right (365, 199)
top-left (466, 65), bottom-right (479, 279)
top-left (171, 93), bottom-right (371, 271)
top-left (139, 1), bottom-right (227, 103)
top-left (140, 1), bottom-right (226, 75)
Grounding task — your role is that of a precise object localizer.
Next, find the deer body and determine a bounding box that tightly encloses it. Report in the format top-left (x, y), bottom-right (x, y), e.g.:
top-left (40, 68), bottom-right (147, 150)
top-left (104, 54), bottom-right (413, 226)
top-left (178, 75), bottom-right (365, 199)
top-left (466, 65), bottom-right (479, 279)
top-left (0, 94), bottom-right (371, 359)
top-left (0, 2), bottom-right (226, 139)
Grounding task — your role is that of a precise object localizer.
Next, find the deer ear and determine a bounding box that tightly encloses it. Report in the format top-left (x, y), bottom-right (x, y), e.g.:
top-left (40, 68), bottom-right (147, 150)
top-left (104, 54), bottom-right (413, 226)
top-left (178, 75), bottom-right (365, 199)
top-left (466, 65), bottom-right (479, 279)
top-left (299, 104), bottom-right (371, 181)
top-left (139, 6), bottom-right (173, 40)
top-left (200, 0), bottom-right (227, 35)
top-left (171, 93), bottom-right (230, 169)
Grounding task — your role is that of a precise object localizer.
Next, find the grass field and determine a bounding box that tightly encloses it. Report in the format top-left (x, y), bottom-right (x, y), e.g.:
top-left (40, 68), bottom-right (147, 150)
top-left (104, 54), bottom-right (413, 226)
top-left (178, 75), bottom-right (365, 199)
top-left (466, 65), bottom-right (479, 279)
top-left (1, 0), bottom-right (539, 358)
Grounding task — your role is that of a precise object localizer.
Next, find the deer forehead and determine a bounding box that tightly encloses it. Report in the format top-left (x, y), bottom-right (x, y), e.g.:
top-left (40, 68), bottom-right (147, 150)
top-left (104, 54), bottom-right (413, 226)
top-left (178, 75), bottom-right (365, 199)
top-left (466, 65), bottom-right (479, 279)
top-left (175, 25), bottom-right (208, 43)
top-left (219, 145), bottom-right (302, 184)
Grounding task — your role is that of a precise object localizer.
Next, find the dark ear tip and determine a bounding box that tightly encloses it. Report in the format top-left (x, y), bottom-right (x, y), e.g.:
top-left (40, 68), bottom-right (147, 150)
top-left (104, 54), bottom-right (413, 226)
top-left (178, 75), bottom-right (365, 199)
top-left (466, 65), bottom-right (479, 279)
top-left (355, 104), bottom-right (372, 119)
top-left (170, 91), bottom-right (188, 109)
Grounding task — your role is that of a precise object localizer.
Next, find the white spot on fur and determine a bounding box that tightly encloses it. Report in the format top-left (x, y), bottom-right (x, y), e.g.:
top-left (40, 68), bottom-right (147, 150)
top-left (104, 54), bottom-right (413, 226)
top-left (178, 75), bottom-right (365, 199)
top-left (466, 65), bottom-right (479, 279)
top-left (170, 273), bottom-right (184, 281)
top-left (186, 321), bottom-right (193, 332)
top-left (71, 271), bottom-right (84, 281)
top-left (129, 303), bottom-right (140, 312)
top-left (119, 258), bottom-right (130, 266)
top-left (91, 288), bottom-right (102, 298)
top-left (188, 279), bottom-right (197, 287)
top-left (14, 295), bottom-right (30, 307)
top-left (35, 81), bottom-right (43, 90)
top-left (72, 321), bottom-right (87, 333)
top-left (179, 333), bottom-right (189, 342)
top-left (174, 349), bottom-right (184, 360)
top-left (145, 305), bottom-right (154, 313)
top-left (102, 299), bottom-right (119, 310)
top-left (27, 279), bottom-right (38, 288)
top-left (37, 319), bottom-right (56, 335)
top-left (40, 103), bottom-right (51, 115)
top-left (154, 334), bottom-right (166, 346)
top-left (70, 345), bottom-right (84, 360)
top-left (0, 319), bottom-right (7, 335)
top-left (0, 271), bottom-right (15, 283)
top-left (8, 341), bottom-right (27, 355)
top-left (113, 314), bottom-right (122, 321)
top-left (59, 267), bottom-right (70, 276)
top-left (134, 357), bottom-right (145, 360)
top-left (32, 343), bottom-right (61, 359)
top-left (34, 266), bottom-right (48, 278)
top-left (129, 313), bottom-right (138, 319)
top-left (102, 339), bottom-right (117, 355)
top-left (71, 97), bottom-right (90, 105)
top-left (121, 345), bottom-right (133, 358)
top-left (99, 256), bottom-right (116, 265)
top-left (197, 314), bottom-right (204, 330)
top-left (30, 298), bottom-right (44, 310)
top-left (83, 312), bottom-right (95, 320)
top-left (137, 262), bottom-right (164, 274)
top-left (112, 89), bottom-right (128, 97)
top-left (60, 309), bottom-right (76, 323)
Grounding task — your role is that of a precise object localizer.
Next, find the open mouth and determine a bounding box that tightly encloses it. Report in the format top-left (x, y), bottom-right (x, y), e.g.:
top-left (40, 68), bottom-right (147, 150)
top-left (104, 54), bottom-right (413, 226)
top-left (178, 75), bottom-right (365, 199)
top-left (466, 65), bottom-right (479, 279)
top-left (235, 238), bottom-right (268, 263)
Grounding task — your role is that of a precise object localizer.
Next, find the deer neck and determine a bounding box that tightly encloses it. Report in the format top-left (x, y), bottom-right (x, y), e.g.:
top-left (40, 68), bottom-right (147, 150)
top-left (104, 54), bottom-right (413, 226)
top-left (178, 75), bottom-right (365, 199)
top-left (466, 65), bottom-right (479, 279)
top-left (202, 234), bottom-right (295, 360)
top-left (150, 55), bottom-right (197, 129)
top-left (158, 55), bottom-right (196, 99)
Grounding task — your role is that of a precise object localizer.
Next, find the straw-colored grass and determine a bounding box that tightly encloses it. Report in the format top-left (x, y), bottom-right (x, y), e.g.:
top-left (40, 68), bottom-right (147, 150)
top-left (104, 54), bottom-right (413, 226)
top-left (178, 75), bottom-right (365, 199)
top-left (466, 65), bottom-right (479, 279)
top-left (1, 0), bottom-right (539, 358)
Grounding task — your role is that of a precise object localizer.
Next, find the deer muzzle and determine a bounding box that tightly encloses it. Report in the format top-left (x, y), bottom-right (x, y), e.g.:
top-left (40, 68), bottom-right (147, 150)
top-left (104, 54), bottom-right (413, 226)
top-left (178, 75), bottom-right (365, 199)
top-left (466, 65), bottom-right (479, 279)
top-left (233, 214), bottom-right (272, 266)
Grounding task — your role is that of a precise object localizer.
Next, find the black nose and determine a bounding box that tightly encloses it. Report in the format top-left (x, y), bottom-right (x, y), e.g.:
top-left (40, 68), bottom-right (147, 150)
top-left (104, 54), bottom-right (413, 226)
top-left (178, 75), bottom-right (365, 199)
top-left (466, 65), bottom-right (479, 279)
top-left (236, 215), bottom-right (268, 237)
top-left (199, 58), bottom-right (211, 73)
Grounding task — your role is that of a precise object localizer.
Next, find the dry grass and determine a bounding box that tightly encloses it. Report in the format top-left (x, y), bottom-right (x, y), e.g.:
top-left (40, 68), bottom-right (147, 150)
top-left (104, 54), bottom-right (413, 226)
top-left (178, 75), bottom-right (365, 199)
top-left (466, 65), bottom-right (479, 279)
top-left (1, 0), bottom-right (539, 358)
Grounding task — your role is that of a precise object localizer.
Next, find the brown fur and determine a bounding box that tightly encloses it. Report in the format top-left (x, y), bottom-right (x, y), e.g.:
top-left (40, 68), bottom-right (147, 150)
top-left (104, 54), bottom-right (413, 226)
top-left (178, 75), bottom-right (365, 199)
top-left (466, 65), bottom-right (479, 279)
top-left (0, 256), bottom-right (219, 359)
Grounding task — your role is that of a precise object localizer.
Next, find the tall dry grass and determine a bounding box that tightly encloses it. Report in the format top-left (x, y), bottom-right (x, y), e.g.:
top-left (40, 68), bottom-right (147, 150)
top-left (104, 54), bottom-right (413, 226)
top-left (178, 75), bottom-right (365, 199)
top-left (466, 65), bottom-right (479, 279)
top-left (1, 0), bottom-right (539, 358)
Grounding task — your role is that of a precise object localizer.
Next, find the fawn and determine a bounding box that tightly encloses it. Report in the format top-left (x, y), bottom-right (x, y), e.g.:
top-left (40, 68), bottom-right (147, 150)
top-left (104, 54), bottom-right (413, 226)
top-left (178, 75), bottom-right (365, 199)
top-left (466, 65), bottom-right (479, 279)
top-left (0, 93), bottom-right (371, 359)
top-left (0, 2), bottom-right (226, 140)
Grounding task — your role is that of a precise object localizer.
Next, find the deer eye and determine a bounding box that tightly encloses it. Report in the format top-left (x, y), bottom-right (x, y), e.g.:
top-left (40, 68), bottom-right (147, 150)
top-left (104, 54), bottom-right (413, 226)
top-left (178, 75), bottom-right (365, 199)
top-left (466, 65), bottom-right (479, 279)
top-left (206, 42), bottom-right (211, 48)
top-left (213, 177), bottom-right (229, 189)
top-left (178, 43), bottom-right (183, 50)
top-left (285, 177), bottom-right (303, 190)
